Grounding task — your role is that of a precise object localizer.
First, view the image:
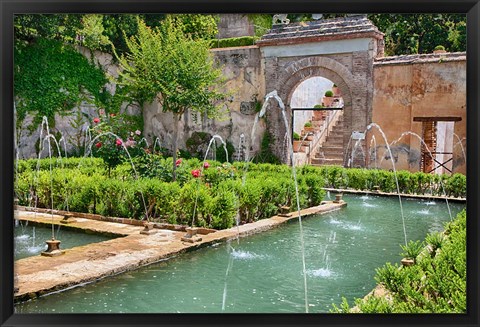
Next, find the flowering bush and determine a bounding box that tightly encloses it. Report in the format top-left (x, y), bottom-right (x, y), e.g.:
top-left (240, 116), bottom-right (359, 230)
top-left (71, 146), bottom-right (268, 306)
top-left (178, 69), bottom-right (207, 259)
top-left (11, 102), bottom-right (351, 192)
top-left (90, 112), bottom-right (147, 175)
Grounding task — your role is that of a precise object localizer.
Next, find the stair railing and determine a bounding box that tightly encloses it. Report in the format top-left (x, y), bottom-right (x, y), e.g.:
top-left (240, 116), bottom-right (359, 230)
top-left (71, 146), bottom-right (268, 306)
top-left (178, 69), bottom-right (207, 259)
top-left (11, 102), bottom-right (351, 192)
top-left (308, 109), bottom-right (343, 163)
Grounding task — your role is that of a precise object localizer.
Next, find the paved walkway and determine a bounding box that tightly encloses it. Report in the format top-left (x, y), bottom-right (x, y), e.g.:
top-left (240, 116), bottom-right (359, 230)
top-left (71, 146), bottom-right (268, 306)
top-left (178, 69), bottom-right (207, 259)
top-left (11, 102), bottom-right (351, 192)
top-left (14, 201), bottom-right (346, 302)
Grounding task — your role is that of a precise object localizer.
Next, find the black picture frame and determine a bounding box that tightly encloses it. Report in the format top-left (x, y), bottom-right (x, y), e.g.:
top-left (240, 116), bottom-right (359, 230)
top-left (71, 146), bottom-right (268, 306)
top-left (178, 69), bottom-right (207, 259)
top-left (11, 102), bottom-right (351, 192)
top-left (1, 1), bottom-right (479, 326)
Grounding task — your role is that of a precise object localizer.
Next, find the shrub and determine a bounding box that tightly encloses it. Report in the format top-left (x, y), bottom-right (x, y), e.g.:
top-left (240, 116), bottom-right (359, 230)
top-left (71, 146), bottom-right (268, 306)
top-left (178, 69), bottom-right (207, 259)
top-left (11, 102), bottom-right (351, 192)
top-left (209, 36), bottom-right (259, 48)
top-left (400, 240), bottom-right (425, 263)
top-left (211, 185), bottom-right (238, 229)
top-left (304, 121), bottom-right (312, 128)
top-left (324, 90), bottom-right (334, 97)
top-left (434, 45), bottom-right (445, 51)
top-left (293, 132), bottom-right (301, 141)
top-left (173, 180), bottom-right (214, 227)
top-left (332, 210), bottom-right (466, 313)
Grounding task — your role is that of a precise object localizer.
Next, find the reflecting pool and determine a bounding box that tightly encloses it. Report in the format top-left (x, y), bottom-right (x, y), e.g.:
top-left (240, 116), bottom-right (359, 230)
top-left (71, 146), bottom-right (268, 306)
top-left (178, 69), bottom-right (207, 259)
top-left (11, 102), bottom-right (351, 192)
top-left (14, 223), bottom-right (115, 260)
top-left (15, 194), bottom-right (465, 313)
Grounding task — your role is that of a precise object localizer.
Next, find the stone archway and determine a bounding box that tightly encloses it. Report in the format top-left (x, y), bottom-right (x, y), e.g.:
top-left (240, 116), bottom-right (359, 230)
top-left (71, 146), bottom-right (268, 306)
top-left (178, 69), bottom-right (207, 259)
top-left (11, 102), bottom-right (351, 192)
top-left (257, 15), bottom-right (382, 165)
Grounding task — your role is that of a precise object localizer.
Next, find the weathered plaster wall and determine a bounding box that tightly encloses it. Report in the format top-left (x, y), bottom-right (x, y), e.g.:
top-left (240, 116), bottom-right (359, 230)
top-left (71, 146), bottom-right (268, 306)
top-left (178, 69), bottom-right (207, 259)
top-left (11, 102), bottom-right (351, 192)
top-left (216, 14), bottom-right (254, 39)
top-left (143, 46), bottom-right (265, 159)
top-left (371, 53), bottom-right (466, 174)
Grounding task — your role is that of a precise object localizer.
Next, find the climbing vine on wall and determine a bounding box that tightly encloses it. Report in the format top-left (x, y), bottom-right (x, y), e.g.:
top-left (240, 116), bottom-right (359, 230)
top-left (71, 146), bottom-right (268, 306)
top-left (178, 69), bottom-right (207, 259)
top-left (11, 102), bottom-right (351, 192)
top-left (14, 38), bottom-right (108, 129)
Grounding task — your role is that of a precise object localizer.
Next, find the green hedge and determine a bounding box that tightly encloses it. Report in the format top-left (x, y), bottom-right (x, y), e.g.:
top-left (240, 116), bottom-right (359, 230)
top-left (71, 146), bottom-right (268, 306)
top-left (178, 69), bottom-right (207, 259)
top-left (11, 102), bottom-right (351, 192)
top-left (209, 36), bottom-right (259, 48)
top-left (317, 166), bottom-right (466, 198)
top-left (332, 209), bottom-right (466, 313)
top-left (14, 159), bottom-right (326, 229)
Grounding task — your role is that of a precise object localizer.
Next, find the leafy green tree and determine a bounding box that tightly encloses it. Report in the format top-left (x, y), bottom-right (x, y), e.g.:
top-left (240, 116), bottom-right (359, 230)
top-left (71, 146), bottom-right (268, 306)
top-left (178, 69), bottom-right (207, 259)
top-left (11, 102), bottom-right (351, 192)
top-left (368, 14), bottom-right (466, 55)
top-left (114, 17), bottom-right (228, 180)
top-left (171, 14), bottom-right (219, 40)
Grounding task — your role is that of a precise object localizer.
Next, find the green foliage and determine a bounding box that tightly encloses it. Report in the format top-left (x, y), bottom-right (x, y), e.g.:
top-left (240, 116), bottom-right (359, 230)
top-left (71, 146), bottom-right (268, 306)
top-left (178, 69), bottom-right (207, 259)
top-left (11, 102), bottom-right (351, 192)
top-left (324, 90), bottom-right (334, 97)
top-left (215, 141), bottom-right (235, 163)
top-left (89, 113), bottom-right (147, 174)
top-left (332, 210), bottom-right (466, 313)
top-left (247, 14), bottom-right (273, 37)
top-left (425, 232), bottom-right (445, 257)
top-left (293, 132), bottom-right (301, 141)
top-left (14, 38), bottom-right (108, 125)
top-left (211, 185), bottom-right (238, 229)
top-left (209, 36), bottom-right (259, 48)
top-left (400, 240), bottom-right (424, 262)
top-left (171, 14), bottom-right (219, 41)
top-left (434, 45), bottom-right (445, 51)
top-left (16, 158), bottom-right (326, 228)
top-left (252, 130), bottom-right (281, 164)
top-left (114, 16), bottom-right (229, 181)
top-left (368, 14), bottom-right (466, 55)
top-left (318, 166), bottom-right (466, 198)
top-left (304, 122), bottom-right (312, 128)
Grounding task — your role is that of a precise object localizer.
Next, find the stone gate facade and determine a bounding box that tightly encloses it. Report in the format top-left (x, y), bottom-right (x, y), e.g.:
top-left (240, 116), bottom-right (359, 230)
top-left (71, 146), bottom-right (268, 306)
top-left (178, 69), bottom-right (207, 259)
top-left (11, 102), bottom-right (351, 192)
top-left (256, 15), bottom-right (384, 164)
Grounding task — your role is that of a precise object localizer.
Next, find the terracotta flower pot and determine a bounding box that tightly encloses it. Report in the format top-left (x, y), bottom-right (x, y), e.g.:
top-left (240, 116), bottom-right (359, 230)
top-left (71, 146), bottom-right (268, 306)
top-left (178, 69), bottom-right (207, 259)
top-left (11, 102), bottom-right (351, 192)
top-left (293, 140), bottom-right (302, 152)
top-left (323, 96), bottom-right (334, 107)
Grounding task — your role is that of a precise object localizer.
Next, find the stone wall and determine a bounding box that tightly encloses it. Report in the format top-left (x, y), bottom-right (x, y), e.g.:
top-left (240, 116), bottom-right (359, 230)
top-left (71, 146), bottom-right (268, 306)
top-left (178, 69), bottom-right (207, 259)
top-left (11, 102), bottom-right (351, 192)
top-left (216, 14), bottom-right (254, 39)
top-left (371, 52), bottom-right (466, 174)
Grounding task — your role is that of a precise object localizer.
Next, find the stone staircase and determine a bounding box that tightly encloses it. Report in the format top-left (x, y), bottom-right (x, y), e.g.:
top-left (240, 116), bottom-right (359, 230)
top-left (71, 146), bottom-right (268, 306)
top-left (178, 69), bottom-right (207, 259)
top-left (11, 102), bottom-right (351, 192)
top-left (311, 114), bottom-right (345, 166)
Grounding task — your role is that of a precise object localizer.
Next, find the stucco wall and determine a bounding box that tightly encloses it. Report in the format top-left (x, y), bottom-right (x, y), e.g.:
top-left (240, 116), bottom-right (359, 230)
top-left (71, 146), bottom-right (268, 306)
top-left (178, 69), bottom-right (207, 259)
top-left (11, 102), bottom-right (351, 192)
top-left (370, 53), bottom-right (466, 175)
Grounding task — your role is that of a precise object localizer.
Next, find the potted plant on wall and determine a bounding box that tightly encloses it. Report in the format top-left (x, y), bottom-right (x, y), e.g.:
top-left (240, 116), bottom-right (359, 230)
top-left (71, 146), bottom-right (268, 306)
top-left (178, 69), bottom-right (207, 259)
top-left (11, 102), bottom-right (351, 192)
top-left (332, 84), bottom-right (341, 97)
top-left (303, 121), bottom-right (315, 134)
top-left (293, 132), bottom-right (302, 152)
top-left (323, 90), bottom-right (334, 107)
top-left (433, 45), bottom-right (447, 54)
top-left (313, 104), bottom-right (325, 120)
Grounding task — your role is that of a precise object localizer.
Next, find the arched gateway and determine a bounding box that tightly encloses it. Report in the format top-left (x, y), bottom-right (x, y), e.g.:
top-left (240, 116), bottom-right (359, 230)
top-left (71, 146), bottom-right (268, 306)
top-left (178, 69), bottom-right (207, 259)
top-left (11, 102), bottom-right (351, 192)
top-left (256, 15), bottom-right (384, 166)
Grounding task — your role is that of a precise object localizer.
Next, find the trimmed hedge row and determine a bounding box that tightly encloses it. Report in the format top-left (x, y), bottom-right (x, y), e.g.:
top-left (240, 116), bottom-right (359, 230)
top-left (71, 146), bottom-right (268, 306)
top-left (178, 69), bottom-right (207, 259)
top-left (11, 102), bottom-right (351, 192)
top-left (15, 160), bottom-right (326, 230)
top-left (315, 166), bottom-right (466, 198)
top-left (209, 36), bottom-right (259, 48)
top-left (332, 209), bottom-right (467, 313)
top-left (18, 158), bottom-right (467, 198)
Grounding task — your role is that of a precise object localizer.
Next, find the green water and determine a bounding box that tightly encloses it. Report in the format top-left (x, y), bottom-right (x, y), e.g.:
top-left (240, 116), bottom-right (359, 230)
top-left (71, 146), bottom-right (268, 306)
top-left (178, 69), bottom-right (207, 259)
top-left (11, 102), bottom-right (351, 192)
top-left (15, 194), bottom-right (465, 313)
top-left (14, 223), bottom-right (114, 260)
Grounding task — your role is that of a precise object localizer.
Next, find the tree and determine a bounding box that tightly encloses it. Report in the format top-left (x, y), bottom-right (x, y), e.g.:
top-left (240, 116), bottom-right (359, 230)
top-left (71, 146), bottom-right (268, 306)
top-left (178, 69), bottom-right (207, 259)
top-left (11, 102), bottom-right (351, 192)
top-left (368, 14), bottom-right (466, 55)
top-left (113, 16), bottom-right (228, 180)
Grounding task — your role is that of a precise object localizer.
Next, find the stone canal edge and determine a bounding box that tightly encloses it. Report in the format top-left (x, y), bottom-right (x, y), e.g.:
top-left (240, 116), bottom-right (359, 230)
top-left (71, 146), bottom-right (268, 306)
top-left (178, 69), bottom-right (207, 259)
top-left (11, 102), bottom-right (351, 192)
top-left (14, 200), bottom-right (347, 303)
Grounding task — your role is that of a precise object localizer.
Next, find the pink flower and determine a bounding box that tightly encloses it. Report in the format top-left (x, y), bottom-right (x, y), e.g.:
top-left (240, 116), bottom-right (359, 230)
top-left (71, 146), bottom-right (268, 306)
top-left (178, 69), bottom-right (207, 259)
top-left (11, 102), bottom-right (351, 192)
top-left (99, 109), bottom-right (105, 115)
top-left (191, 169), bottom-right (201, 178)
top-left (115, 139), bottom-right (123, 146)
top-left (135, 130), bottom-right (141, 136)
top-left (124, 139), bottom-right (136, 147)
top-left (175, 159), bottom-right (182, 167)
top-left (95, 142), bottom-right (102, 148)
top-left (93, 117), bottom-right (100, 124)
top-left (203, 162), bottom-right (210, 169)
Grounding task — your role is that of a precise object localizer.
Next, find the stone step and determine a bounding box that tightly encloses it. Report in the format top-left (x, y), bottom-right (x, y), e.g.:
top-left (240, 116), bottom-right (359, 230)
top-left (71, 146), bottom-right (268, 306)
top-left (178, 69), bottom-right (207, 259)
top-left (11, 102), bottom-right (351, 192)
top-left (326, 139), bottom-right (343, 146)
top-left (310, 158), bottom-right (344, 166)
top-left (318, 147), bottom-right (343, 156)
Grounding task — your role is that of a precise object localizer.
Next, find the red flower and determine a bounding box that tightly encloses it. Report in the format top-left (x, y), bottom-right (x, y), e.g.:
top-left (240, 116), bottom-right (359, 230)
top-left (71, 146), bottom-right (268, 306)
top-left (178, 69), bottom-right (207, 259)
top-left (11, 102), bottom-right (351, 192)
top-left (115, 139), bottom-right (123, 146)
top-left (93, 117), bottom-right (100, 124)
top-left (110, 113), bottom-right (116, 117)
top-left (203, 162), bottom-right (210, 169)
top-left (191, 169), bottom-right (201, 178)
top-left (95, 142), bottom-right (102, 148)
top-left (175, 159), bottom-right (182, 167)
